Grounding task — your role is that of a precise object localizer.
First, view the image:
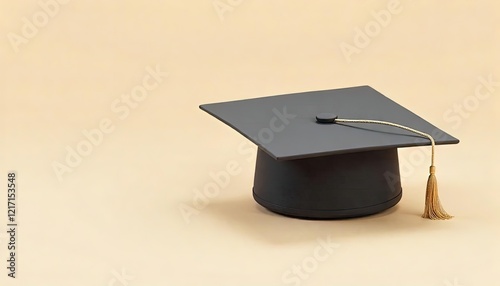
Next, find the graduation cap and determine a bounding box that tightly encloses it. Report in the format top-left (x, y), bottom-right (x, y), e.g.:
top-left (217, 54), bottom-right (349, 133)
top-left (200, 86), bottom-right (459, 220)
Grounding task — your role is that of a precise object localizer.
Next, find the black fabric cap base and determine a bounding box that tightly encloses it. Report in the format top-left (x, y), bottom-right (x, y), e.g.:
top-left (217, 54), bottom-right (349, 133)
top-left (253, 148), bottom-right (402, 219)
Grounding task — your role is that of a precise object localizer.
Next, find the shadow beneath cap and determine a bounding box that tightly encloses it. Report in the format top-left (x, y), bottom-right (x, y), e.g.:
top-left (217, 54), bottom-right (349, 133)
top-left (204, 194), bottom-right (436, 245)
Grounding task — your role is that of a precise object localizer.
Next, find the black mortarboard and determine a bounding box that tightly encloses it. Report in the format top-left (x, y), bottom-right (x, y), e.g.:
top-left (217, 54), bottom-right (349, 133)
top-left (200, 86), bottom-right (459, 220)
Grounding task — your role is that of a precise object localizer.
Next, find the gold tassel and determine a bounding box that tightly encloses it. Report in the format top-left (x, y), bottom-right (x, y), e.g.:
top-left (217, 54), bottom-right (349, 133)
top-left (422, 166), bottom-right (453, 220)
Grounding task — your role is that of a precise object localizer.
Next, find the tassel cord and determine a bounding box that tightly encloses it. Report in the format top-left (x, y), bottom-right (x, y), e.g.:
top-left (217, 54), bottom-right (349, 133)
top-left (335, 118), bottom-right (435, 165)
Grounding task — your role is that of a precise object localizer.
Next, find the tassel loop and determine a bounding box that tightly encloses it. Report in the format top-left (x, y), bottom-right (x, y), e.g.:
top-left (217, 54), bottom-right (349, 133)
top-left (429, 165), bottom-right (436, 174)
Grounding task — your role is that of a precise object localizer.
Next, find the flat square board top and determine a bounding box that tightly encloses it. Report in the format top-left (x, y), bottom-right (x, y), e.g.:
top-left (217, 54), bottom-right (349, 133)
top-left (200, 86), bottom-right (459, 160)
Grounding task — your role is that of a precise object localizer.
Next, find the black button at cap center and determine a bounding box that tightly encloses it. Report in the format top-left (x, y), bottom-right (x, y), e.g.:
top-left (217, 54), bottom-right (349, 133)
top-left (316, 113), bottom-right (338, 124)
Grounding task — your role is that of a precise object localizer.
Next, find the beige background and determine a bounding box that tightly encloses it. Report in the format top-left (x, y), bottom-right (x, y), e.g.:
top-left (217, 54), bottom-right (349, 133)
top-left (1, 1), bottom-right (499, 285)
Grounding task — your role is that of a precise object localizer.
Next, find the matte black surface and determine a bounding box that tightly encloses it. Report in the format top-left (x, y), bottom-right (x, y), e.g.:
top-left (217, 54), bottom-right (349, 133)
top-left (200, 86), bottom-right (459, 160)
top-left (253, 148), bottom-right (402, 219)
